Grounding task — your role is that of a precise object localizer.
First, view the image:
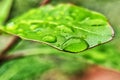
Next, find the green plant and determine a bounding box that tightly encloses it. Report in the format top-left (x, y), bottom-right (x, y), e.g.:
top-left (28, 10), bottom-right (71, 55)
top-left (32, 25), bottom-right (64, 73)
top-left (0, 1), bottom-right (114, 62)
top-left (1, 0), bottom-right (120, 80)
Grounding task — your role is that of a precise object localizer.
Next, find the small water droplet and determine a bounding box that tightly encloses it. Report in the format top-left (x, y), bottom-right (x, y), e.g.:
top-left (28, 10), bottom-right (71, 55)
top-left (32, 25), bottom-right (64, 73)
top-left (6, 22), bottom-right (17, 30)
top-left (57, 25), bottom-right (73, 33)
top-left (89, 19), bottom-right (106, 26)
top-left (62, 37), bottom-right (89, 53)
top-left (42, 35), bottom-right (57, 43)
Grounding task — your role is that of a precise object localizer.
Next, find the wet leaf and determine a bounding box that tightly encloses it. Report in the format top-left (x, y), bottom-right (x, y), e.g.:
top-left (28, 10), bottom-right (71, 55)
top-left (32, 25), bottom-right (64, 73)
top-left (0, 4), bottom-right (114, 53)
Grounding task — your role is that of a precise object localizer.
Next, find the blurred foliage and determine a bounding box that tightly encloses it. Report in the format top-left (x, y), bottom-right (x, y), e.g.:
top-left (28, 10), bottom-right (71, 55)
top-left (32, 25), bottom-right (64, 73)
top-left (0, 0), bottom-right (13, 34)
top-left (0, 0), bottom-right (120, 79)
top-left (9, 0), bottom-right (42, 18)
top-left (0, 0), bottom-right (13, 24)
top-left (0, 40), bottom-right (88, 79)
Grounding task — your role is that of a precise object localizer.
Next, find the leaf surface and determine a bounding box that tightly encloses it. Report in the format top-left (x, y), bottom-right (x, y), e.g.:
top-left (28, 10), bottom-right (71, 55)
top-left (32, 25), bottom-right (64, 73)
top-left (0, 4), bottom-right (114, 53)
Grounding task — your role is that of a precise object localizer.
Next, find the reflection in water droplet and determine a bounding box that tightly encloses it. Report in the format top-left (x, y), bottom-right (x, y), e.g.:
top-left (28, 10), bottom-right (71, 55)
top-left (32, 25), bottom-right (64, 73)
top-left (42, 35), bottom-right (57, 43)
top-left (62, 37), bottom-right (89, 53)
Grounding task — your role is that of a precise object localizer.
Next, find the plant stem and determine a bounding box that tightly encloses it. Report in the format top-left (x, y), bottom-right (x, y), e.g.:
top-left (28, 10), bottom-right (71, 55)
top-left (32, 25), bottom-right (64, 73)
top-left (0, 53), bottom-right (23, 63)
top-left (0, 36), bottom-right (21, 55)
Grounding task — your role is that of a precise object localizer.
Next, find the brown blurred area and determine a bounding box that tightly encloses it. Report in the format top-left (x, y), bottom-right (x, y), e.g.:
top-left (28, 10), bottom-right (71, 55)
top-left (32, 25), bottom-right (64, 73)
top-left (72, 65), bottom-right (120, 80)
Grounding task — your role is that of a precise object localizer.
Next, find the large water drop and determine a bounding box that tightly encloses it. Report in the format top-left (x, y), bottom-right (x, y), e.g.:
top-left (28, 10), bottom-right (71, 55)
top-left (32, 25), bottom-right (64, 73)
top-left (62, 37), bottom-right (89, 53)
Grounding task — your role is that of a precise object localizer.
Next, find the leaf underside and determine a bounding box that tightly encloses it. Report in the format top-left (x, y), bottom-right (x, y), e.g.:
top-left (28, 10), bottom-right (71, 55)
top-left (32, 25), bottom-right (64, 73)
top-left (0, 4), bottom-right (114, 53)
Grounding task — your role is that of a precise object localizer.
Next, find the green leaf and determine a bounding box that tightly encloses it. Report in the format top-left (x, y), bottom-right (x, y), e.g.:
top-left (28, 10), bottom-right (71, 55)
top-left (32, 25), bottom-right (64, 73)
top-left (0, 0), bottom-right (13, 24)
top-left (0, 4), bottom-right (114, 53)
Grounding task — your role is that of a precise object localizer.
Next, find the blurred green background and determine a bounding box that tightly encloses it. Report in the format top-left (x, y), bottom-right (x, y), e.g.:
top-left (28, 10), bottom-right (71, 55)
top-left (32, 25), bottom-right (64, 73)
top-left (0, 0), bottom-right (120, 80)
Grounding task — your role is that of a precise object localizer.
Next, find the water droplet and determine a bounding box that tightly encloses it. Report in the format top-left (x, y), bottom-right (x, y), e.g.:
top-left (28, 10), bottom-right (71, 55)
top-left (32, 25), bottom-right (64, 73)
top-left (62, 37), bottom-right (89, 53)
top-left (57, 25), bottom-right (73, 33)
top-left (6, 22), bottom-right (17, 30)
top-left (89, 19), bottom-right (106, 26)
top-left (42, 35), bottom-right (57, 43)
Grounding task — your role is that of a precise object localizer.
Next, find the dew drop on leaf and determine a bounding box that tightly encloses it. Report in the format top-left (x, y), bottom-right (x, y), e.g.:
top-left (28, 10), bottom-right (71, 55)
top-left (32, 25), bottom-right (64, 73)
top-left (6, 22), bottom-right (16, 30)
top-left (84, 19), bottom-right (106, 26)
top-left (42, 35), bottom-right (57, 43)
top-left (57, 25), bottom-right (73, 33)
top-left (62, 37), bottom-right (89, 53)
